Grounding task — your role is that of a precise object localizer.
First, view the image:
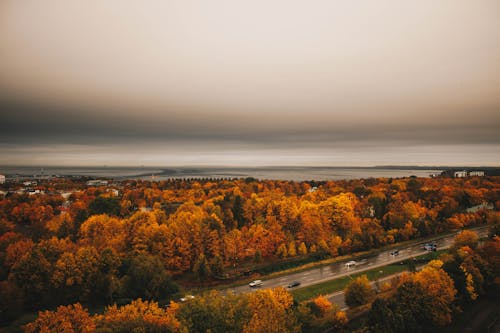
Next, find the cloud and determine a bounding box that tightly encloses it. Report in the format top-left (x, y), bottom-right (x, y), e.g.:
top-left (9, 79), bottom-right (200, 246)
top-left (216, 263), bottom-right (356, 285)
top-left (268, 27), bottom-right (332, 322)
top-left (0, 0), bottom-right (499, 165)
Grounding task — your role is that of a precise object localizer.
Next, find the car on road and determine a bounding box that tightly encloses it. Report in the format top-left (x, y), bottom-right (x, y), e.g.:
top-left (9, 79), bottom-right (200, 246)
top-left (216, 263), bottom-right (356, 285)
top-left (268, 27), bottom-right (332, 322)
top-left (345, 260), bottom-right (356, 268)
top-left (249, 280), bottom-right (263, 287)
top-left (179, 295), bottom-right (195, 302)
top-left (287, 281), bottom-right (301, 288)
top-left (424, 243), bottom-right (437, 251)
top-left (390, 250), bottom-right (400, 256)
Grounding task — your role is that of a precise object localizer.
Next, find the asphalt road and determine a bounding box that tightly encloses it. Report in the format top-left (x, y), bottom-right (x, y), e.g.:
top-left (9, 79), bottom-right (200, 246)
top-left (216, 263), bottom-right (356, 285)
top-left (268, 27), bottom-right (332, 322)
top-left (226, 226), bottom-right (490, 297)
top-left (327, 271), bottom-right (408, 310)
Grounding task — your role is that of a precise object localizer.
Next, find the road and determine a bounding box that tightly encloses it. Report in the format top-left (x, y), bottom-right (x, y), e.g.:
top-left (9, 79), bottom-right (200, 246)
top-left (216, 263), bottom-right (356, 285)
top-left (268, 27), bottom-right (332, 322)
top-left (226, 226), bottom-right (489, 297)
top-left (327, 271), bottom-right (410, 310)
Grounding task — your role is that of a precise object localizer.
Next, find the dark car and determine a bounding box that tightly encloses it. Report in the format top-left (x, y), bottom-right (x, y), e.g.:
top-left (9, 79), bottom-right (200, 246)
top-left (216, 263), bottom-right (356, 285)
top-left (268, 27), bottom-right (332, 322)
top-left (287, 281), bottom-right (301, 288)
top-left (390, 250), bottom-right (400, 256)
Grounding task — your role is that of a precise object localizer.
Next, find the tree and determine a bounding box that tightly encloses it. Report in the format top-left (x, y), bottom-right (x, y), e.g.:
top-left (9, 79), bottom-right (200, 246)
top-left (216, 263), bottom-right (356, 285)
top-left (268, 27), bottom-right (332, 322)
top-left (243, 288), bottom-right (300, 333)
top-left (287, 241), bottom-right (297, 257)
top-left (95, 299), bottom-right (184, 333)
top-left (277, 243), bottom-right (288, 258)
top-left (412, 260), bottom-right (457, 326)
top-left (310, 295), bottom-right (332, 316)
top-left (51, 252), bottom-right (83, 303)
top-left (79, 214), bottom-right (125, 253)
top-left (178, 291), bottom-right (248, 333)
top-left (367, 298), bottom-right (400, 333)
top-left (452, 230), bottom-right (479, 250)
top-left (297, 242), bottom-right (307, 255)
top-left (209, 254), bottom-right (224, 278)
top-left (367, 259), bottom-right (459, 332)
top-left (24, 303), bottom-right (95, 333)
top-left (125, 254), bottom-right (179, 300)
top-left (298, 295), bottom-right (347, 331)
top-left (4, 239), bottom-right (34, 269)
top-left (9, 248), bottom-right (52, 308)
top-left (0, 281), bottom-right (23, 324)
top-left (344, 275), bottom-right (375, 308)
top-left (232, 195), bottom-right (245, 228)
top-left (88, 196), bottom-right (121, 216)
top-left (393, 281), bottom-right (435, 332)
top-left (193, 253), bottom-right (211, 281)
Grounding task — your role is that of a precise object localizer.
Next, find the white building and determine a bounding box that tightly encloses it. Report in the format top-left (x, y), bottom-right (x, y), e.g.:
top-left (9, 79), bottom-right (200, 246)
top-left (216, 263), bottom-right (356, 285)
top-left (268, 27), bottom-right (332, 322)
top-left (469, 171), bottom-right (485, 177)
top-left (86, 180), bottom-right (109, 186)
top-left (454, 171), bottom-right (468, 178)
top-left (0, 175), bottom-right (5, 184)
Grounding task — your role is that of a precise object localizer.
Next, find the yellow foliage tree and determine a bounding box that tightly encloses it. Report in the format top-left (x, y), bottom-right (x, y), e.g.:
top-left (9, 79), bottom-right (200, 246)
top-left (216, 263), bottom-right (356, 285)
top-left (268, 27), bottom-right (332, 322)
top-left (95, 298), bottom-right (184, 333)
top-left (243, 288), bottom-right (300, 333)
top-left (24, 303), bottom-right (95, 333)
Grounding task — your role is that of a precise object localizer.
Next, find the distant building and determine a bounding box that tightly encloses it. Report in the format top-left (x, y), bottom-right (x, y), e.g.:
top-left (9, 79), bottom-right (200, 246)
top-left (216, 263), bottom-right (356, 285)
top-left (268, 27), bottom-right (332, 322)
top-left (469, 171), bottom-right (485, 177)
top-left (61, 192), bottom-right (73, 200)
top-left (454, 171), bottom-right (468, 178)
top-left (466, 201), bottom-right (494, 213)
top-left (28, 189), bottom-right (44, 195)
top-left (308, 186), bottom-right (318, 193)
top-left (86, 180), bottom-right (109, 186)
top-left (0, 175), bottom-right (5, 184)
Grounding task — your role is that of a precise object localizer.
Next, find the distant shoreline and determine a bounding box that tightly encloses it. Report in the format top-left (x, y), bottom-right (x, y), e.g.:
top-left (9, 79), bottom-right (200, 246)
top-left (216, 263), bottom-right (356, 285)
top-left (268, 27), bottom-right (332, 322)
top-left (1, 165), bottom-right (498, 182)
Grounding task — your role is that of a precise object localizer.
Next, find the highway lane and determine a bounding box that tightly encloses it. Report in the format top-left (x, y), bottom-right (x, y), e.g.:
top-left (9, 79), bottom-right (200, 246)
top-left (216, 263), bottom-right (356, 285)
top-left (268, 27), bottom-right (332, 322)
top-left (225, 226), bottom-right (489, 296)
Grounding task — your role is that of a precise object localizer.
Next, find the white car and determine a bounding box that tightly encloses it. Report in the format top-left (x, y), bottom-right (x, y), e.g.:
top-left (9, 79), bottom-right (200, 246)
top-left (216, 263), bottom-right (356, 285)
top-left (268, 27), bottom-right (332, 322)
top-left (345, 260), bottom-right (356, 268)
top-left (179, 295), bottom-right (195, 302)
top-left (249, 280), bottom-right (263, 287)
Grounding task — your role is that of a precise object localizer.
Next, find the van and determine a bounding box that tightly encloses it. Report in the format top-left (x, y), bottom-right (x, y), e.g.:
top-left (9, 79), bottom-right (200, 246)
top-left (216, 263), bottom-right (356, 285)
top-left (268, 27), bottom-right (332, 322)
top-left (345, 260), bottom-right (356, 268)
top-left (249, 280), bottom-right (263, 287)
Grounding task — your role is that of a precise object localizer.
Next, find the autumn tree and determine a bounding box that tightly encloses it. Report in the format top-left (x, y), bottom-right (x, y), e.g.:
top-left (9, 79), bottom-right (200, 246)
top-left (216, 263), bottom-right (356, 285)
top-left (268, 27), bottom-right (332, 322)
top-left (9, 247), bottom-right (52, 308)
top-left (452, 230), bottom-right (479, 250)
top-left (344, 275), bottom-right (375, 308)
top-left (412, 260), bottom-right (457, 326)
top-left (243, 288), bottom-right (300, 333)
top-left (24, 303), bottom-right (95, 333)
top-left (79, 215), bottom-right (125, 253)
top-left (297, 295), bottom-right (347, 331)
top-left (95, 299), bottom-right (184, 333)
top-left (368, 260), bottom-right (458, 332)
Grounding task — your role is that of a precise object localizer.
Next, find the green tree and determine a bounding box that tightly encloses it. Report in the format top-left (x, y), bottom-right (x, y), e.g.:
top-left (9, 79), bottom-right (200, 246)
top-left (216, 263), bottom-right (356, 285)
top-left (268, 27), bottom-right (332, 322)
top-left (89, 196), bottom-right (121, 216)
top-left (125, 254), bottom-right (178, 300)
top-left (344, 275), bottom-right (375, 308)
top-left (9, 248), bottom-right (52, 308)
top-left (232, 195), bottom-right (245, 228)
top-left (193, 253), bottom-right (211, 281)
top-left (0, 281), bottom-right (23, 324)
top-left (178, 291), bottom-right (248, 333)
top-left (367, 298), bottom-right (403, 333)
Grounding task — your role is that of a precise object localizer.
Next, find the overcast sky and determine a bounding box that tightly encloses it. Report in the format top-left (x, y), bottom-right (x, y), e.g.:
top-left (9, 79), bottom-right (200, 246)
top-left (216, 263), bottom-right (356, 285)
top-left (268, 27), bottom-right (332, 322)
top-left (1, 0), bottom-right (499, 167)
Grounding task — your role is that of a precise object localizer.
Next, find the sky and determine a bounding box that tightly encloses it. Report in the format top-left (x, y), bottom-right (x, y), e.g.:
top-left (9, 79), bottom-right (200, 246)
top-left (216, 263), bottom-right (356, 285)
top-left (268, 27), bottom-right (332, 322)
top-left (1, 0), bottom-right (499, 167)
